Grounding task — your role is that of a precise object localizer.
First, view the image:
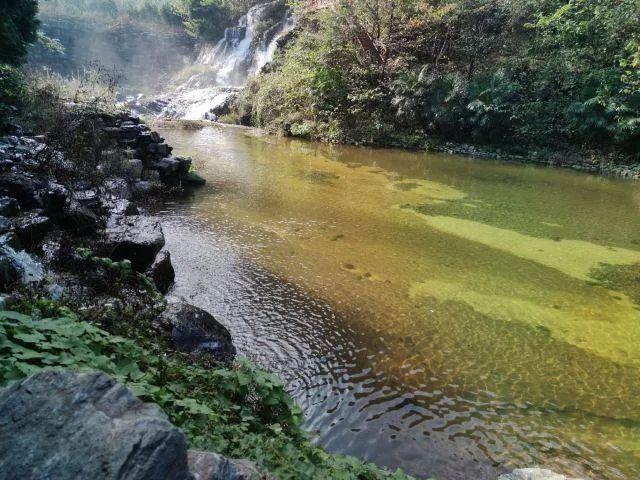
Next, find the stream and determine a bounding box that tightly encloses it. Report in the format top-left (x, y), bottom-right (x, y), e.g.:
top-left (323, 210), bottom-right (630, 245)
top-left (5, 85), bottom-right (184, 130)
top-left (152, 124), bottom-right (640, 480)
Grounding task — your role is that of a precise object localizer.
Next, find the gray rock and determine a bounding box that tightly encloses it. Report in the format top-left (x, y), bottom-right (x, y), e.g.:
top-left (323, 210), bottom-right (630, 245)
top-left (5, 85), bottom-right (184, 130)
top-left (60, 200), bottom-right (104, 235)
top-left (0, 171), bottom-right (42, 208)
top-left (72, 189), bottom-right (101, 211)
top-left (147, 249), bottom-right (175, 294)
top-left (39, 181), bottom-right (69, 213)
top-left (188, 451), bottom-right (260, 480)
top-left (40, 232), bottom-right (73, 265)
top-left (119, 123), bottom-right (148, 141)
top-left (105, 215), bottom-right (165, 271)
top-left (12, 212), bottom-right (52, 250)
top-left (0, 196), bottom-right (19, 217)
top-left (0, 370), bottom-right (193, 480)
top-left (0, 245), bottom-right (21, 290)
top-left (106, 199), bottom-right (139, 221)
top-left (152, 156), bottom-right (191, 185)
top-left (498, 468), bottom-right (584, 480)
top-left (159, 302), bottom-right (236, 363)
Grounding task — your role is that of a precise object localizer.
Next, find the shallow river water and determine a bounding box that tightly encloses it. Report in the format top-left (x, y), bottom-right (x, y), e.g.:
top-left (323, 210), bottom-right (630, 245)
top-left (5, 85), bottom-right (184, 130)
top-left (154, 125), bottom-right (640, 480)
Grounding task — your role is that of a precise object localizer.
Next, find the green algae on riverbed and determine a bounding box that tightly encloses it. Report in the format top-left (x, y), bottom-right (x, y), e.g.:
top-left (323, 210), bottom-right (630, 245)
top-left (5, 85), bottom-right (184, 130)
top-left (158, 124), bottom-right (640, 479)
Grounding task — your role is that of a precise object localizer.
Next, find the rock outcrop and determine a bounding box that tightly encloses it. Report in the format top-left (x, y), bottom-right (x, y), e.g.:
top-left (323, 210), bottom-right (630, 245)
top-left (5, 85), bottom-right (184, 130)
top-left (104, 215), bottom-right (166, 272)
top-left (159, 301), bottom-right (236, 363)
top-left (147, 249), bottom-right (176, 294)
top-left (0, 370), bottom-right (192, 480)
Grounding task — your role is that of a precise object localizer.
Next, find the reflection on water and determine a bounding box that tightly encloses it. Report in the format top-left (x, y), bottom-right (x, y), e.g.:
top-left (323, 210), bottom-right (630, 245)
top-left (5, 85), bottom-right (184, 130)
top-left (153, 125), bottom-right (640, 479)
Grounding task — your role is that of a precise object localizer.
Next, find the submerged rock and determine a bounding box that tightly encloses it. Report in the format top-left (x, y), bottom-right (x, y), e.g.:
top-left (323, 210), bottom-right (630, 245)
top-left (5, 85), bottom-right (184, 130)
top-left (0, 370), bottom-right (192, 480)
top-left (146, 249), bottom-right (175, 294)
top-left (188, 451), bottom-right (260, 480)
top-left (498, 468), bottom-right (584, 480)
top-left (105, 215), bottom-right (165, 271)
top-left (159, 301), bottom-right (236, 363)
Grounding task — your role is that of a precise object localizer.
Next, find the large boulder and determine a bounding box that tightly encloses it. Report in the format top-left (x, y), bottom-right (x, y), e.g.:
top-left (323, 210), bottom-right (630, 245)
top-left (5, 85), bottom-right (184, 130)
top-left (159, 302), bottom-right (236, 363)
top-left (498, 468), bottom-right (584, 480)
top-left (104, 215), bottom-right (165, 272)
top-left (188, 451), bottom-right (260, 480)
top-left (146, 249), bottom-right (175, 294)
top-left (0, 370), bottom-right (193, 480)
top-left (151, 156), bottom-right (191, 186)
top-left (0, 242), bottom-right (44, 289)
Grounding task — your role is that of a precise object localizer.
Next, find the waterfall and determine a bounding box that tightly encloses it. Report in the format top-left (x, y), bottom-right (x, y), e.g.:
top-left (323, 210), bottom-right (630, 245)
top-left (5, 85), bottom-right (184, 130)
top-left (158, 1), bottom-right (295, 120)
top-left (250, 8), bottom-right (295, 76)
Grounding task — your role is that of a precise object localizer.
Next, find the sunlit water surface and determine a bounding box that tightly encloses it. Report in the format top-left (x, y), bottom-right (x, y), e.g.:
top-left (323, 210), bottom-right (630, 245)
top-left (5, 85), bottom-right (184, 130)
top-left (153, 125), bottom-right (640, 480)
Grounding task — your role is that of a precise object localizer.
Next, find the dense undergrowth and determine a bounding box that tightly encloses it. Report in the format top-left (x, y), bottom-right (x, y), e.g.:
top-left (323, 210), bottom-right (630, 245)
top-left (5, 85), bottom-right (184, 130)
top-left (228, 0), bottom-right (640, 164)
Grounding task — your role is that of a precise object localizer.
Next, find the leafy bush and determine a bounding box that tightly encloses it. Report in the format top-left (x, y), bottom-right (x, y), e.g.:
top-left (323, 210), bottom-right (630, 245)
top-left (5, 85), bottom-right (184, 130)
top-left (0, 307), bottom-right (412, 479)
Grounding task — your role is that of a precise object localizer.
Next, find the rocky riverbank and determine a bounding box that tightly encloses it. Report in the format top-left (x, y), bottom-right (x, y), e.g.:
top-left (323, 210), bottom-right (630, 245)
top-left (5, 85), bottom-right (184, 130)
top-left (434, 142), bottom-right (640, 180)
top-left (0, 114), bottom-right (260, 479)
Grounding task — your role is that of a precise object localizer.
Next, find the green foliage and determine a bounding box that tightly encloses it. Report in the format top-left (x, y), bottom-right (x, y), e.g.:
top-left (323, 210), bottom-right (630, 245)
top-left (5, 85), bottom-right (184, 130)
top-left (78, 248), bottom-right (134, 280)
top-left (233, 0), bottom-right (640, 161)
top-left (0, 306), bottom-right (412, 479)
top-left (0, 0), bottom-right (39, 66)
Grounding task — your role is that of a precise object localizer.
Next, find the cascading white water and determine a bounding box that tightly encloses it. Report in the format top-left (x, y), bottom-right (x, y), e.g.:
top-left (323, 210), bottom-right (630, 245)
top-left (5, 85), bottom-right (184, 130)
top-left (250, 8), bottom-right (295, 76)
top-left (159, 1), bottom-right (295, 120)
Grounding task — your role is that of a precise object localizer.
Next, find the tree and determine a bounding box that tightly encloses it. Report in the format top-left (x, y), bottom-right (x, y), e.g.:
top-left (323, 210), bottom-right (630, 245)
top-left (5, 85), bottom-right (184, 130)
top-left (0, 0), bottom-right (40, 65)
